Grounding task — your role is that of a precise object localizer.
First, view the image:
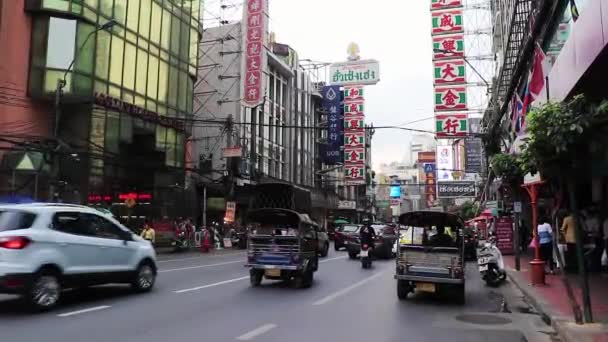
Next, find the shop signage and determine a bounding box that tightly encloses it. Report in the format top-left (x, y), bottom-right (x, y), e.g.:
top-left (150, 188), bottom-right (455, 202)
top-left (437, 181), bottom-right (476, 198)
top-left (222, 146), bottom-right (243, 158)
top-left (495, 217), bottom-right (514, 255)
top-left (376, 200), bottom-right (390, 208)
top-left (329, 59), bottom-right (380, 86)
top-left (344, 116), bottom-right (365, 130)
top-left (88, 193), bottom-right (153, 203)
top-left (432, 34), bottom-right (465, 59)
top-left (321, 85), bottom-right (344, 165)
top-left (433, 59), bottom-right (466, 84)
top-left (436, 145), bottom-right (454, 180)
top-left (241, 0), bottom-right (268, 108)
top-left (344, 131), bottom-right (365, 148)
top-left (207, 197), bottom-right (226, 211)
top-left (344, 165), bottom-right (365, 184)
top-left (431, 0), bottom-right (463, 10)
top-left (119, 192), bottom-right (153, 201)
top-left (344, 147), bottom-right (365, 164)
top-left (434, 86), bottom-right (467, 111)
top-left (465, 137), bottom-right (483, 173)
top-left (224, 201), bottom-right (236, 223)
top-left (343, 86), bottom-right (365, 102)
top-left (435, 113), bottom-right (468, 137)
top-left (338, 200), bottom-right (356, 210)
top-left (94, 93), bottom-right (184, 131)
top-left (418, 151), bottom-right (436, 163)
top-left (344, 102), bottom-right (365, 117)
top-left (431, 9), bottom-right (464, 35)
top-left (88, 194), bottom-right (112, 203)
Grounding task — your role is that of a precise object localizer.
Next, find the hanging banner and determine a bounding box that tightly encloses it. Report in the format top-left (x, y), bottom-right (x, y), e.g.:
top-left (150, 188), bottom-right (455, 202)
top-left (344, 131), bottom-right (365, 148)
top-left (431, 0), bottom-right (463, 10)
top-left (434, 86), bottom-right (467, 111)
top-left (436, 145), bottom-right (454, 181)
top-left (431, 9), bottom-right (464, 35)
top-left (241, 0), bottom-right (268, 108)
top-left (321, 85), bottom-right (344, 165)
top-left (432, 34), bottom-right (465, 59)
top-left (435, 113), bottom-right (468, 138)
top-left (433, 59), bottom-right (466, 84)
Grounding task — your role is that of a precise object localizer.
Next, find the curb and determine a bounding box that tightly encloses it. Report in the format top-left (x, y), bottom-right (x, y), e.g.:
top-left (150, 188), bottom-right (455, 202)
top-left (506, 269), bottom-right (589, 342)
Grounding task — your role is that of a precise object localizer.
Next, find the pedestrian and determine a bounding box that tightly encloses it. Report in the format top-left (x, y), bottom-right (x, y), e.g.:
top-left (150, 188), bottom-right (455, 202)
top-left (140, 220), bottom-right (156, 245)
top-left (561, 211), bottom-right (577, 272)
top-left (602, 215), bottom-right (608, 270)
top-left (520, 220), bottom-right (529, 252)
top-left (538, 216), bottom-right (554, 274)
top-left (583, 207), bottom-right (602, 272)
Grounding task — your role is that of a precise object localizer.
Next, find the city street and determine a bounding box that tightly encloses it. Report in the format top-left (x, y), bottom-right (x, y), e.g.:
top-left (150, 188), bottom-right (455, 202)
top-left (0, 245), bottom-right (555, 342)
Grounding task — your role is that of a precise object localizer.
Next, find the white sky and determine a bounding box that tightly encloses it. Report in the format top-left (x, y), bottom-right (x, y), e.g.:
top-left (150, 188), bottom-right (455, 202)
top-left (267, 1), bottom-right (436, 170)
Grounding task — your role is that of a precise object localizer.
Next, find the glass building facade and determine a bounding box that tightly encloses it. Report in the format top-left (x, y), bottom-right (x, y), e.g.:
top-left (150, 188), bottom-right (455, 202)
top-left (25, 0), bottom-right (200, 191)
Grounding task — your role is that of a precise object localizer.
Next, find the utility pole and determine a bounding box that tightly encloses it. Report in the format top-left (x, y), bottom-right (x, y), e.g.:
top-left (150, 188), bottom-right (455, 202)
top-left (226, 114), bottom-right (235, 201)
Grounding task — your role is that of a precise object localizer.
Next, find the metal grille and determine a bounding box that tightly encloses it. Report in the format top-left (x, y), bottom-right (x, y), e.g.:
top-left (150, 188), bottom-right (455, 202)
top-left (248, 238), bottom-right (300, 256)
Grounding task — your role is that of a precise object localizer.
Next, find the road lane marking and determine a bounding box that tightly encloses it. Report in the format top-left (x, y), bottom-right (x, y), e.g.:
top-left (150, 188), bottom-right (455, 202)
top-left (312, 271), bottom-right (385, 306)
top-left (320, 256), bottom-right (346, 263)
top-left (236, 324), bottom-right (277, 341)
top-left (174, 276), bottom-right (250, 294)
top-left (57, 305), bottom-right (111, 317)
top-left (159, 260), bottom-right (243, 273)
top-left (157, 251), bottom-right (244, 263)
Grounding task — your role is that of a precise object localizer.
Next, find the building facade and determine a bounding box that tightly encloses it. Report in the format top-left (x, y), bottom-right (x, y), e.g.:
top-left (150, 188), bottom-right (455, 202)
top-left (0, 0), bottom-right (201, 219)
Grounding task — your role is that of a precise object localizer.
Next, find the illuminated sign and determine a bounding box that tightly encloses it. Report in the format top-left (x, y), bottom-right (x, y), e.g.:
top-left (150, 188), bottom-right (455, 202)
top-left (390, 185), bottom-right (401, 198)
top-left (118, 192), bottom-right (153, 201)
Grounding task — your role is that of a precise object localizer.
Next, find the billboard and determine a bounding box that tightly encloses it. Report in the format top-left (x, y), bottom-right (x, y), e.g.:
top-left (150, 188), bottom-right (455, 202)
top-left (321, 86), bottom-right (344, 165)
top-left (241, 0), bottom-right (268, 108)
top-left (436, 145), bottom-right (454, 181)
top-left (437, 181), bottom-right (476, 198)
top-left (330, 59), bottom-right (380, 86)
top-left (465, 117), bottom-right (483, 174)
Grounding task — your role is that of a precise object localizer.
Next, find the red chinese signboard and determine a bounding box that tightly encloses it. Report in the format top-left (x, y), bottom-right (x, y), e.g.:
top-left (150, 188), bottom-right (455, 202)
top-left (495, 217), bottom-right (514, 255)
top-left (432, 34), bottom-right (465, 59)
top-left (433, 59), bottom-right (466, 84)
top-left (344, 131), bottom-right (365, 148)
top-left (241, 0), bottom-right (267, 108)
top-left (435, 113), bottom-right (468, 138)
top-left (431, 9), bottom-right (464, 35)
top-left (431, 0), bottom-right (463, 10)
top-left (434, 86), bottom-right (467, 111)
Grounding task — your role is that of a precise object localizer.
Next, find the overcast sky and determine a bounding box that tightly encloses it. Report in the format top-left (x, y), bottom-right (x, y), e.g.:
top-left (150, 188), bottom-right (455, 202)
top-left (204, 0), bottom-right (437, 170)
top-left (268, 1), bottom-right (436, 170)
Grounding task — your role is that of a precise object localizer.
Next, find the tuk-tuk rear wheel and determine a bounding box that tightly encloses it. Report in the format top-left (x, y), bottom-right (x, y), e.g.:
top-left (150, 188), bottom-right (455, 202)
top-left (250, 270), bottom-right (263, 287)
top-left (397, 280), bottom-right (410, 300)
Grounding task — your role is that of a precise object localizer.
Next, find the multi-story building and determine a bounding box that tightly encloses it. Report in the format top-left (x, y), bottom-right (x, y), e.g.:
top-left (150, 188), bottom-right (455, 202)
top-left (194, 23), bottom-right (334, 225)
top-left (0, 0), bottom-right (201, 218)
top-left (409, 134), bottom-right (436, 166)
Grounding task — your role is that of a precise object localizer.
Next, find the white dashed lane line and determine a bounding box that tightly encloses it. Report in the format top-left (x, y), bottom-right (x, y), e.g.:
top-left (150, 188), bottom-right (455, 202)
top-left (57, 305), bottom-right (111, 317)
top-left (236, 324), bottom-right (278, 341)
top-left (158, 260), bottom-right (243, 273)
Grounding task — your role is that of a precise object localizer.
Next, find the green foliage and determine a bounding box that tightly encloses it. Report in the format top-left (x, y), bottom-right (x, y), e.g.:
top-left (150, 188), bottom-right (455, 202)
top-left (520, 95), bottom-right (608, 179)
top-left (458, 200), bottom-right (479, 221)
top-left (490, 153), bottom-right (524, 187)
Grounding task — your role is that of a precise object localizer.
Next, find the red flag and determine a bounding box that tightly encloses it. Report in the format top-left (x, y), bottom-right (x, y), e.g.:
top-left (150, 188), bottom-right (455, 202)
top-left (528, 43), bottom-right (548, 100)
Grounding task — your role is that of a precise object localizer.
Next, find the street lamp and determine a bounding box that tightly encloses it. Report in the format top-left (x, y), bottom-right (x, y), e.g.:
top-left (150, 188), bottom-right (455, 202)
top-left (54, 18), bottom-right (117, 138)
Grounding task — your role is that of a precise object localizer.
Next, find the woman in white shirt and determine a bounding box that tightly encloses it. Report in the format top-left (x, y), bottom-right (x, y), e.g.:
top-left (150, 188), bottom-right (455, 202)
top-left (537, 217), bottom-right (554, 274)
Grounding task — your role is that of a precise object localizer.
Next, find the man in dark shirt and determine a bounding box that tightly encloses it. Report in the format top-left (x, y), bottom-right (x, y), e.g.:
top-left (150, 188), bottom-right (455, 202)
top-left (429, 225), bottom-right (453, 247)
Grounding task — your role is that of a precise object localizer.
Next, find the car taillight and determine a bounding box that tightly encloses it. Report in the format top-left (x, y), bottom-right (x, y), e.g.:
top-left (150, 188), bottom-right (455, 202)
top-left (0, 236), bottom-right (31, 249)
top-left (363, 244), bottom-right (368, 249)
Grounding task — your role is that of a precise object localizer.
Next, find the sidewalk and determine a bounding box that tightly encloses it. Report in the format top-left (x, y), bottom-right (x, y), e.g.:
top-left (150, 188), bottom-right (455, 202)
top-left (504, 254), bottom-right (608, 342)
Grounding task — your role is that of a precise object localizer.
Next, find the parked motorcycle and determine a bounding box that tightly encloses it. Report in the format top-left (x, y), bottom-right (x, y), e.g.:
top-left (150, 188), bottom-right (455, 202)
top-left (172, 230), bottom-right (189, 252)
top-left (478, 237), bottom-right (506, 286)
top-left (361, 244), bottom-right (372, 269)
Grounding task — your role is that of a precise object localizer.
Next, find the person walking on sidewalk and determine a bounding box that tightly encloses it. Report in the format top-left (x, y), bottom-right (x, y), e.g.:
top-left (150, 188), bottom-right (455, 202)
top-left (561, 212), bottom-right (577, 272)
top-left (140, 220), bottom-right (156, 245)
top-left (538, 216), bottom-right (555, 274)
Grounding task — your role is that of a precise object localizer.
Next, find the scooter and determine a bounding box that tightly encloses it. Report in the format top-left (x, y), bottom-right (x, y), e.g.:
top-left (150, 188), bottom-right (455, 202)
top-left (361, 244), bottom-right (372, 269)
top-left (478, 237), bottom-right (506, 286)
top-left (172, 230), bottom-right (189, 252)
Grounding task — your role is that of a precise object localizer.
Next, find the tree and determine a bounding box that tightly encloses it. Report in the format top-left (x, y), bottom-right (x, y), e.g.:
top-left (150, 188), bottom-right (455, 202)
top-left (519, 95), bottom-right (608, 324)
top-left (490, 153), bottom-right (524, 189)
top-left (457, 200), bottom-right (479, 221)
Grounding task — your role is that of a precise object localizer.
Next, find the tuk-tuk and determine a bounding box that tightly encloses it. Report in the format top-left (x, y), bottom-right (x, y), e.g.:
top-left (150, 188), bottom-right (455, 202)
top-left (245, 208), bottom-right (319, 288)
top-left (394, 211), bottom-right (466, 304)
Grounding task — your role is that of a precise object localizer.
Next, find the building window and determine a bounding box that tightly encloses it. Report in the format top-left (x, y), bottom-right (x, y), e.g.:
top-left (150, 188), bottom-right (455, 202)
top-left (47, 17), bottom-right (77, 69)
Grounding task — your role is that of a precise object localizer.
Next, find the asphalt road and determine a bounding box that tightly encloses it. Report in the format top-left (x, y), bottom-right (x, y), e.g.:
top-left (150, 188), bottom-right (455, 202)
top-left (0, 245), bottom-right (556, 342)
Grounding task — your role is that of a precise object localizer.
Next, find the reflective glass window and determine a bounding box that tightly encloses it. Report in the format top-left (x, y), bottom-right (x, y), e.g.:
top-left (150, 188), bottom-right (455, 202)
top-left (47, 17), bottom-right (77, 69)
top-left (147, 55), bottom-right (159, 99)
top-left (126, 0), bottom-right (140, 33)
top-left (123, 42), bottom-right (137, 91)
top-left (135, 48), bottom-right (148, 96)
top-left (161, 9), bottom-right (171, 50)
top-left (139, 0), bottom-right (151, 39)
top-left (95, 29), bottom-right (111, 79)
top-left (151, 2), bottom-right (162, 44)
top-left (158, 60), bottom-right (168, 104)
top-left (74, 22), bottom-right (95, 75)
top-left (109, 36), bottom-right (125, 86)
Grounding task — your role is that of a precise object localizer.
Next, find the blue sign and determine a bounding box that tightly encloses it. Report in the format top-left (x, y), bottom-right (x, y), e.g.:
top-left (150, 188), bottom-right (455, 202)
top-left (321, 85), bottom-right (344, 165)
top-left (424, 163), bottom-right (436, 174)
top-left (390, 185), bottom-right (401, 198)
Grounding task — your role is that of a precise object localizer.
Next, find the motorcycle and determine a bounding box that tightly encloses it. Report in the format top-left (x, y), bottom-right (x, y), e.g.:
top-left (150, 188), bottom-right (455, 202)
top-left (478, 237), bottom-right (506, 286)
top-left (172, 230), bottom-right (189, 252)
top-left (361, 244), bottom-right (372, 269)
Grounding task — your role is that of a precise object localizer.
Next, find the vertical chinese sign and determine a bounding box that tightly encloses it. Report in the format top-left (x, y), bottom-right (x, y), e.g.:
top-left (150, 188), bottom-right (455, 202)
top-left (418, 152), bottom-right (437, 208)
top-left (321, 86), bottom-right (344, 165)
top-left (241, 0), bottom-right (268, 108)
top-left (343, 86), bottom-right (366, 185)
top-left (430, 0), bottom-right (468, 139)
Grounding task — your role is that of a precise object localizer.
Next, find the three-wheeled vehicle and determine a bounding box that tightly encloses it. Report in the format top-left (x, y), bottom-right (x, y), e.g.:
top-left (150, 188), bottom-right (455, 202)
top-left (245, 208), bottom-right (319, 288)
top-left (394, 211), bottom-right (466, 304)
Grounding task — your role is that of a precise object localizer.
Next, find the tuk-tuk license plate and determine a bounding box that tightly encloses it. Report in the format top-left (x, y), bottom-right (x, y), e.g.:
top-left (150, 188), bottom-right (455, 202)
top-left (265, 269), bottom-right (281, 277)
top-left (479, 265), bottom-right (488, 272)
top-left (417, 283), bottom-right (436, 293)
top-left (360, 250), bottom-right (369, 257)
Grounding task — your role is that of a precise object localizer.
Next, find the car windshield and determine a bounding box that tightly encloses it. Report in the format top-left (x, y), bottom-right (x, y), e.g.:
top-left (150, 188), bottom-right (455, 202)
top-left (399, 226), bottom-right (456, 247)
top-left (250, 223), bottom-right (298, 236)
top-left (341, 225), bottom-right (359, 232)
top-left (0, 210), bottom-right (37, 231)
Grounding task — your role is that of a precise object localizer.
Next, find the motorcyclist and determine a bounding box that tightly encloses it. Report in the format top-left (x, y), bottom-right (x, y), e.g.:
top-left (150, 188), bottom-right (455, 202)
top-left (359, 222), bottom-right (377, 250)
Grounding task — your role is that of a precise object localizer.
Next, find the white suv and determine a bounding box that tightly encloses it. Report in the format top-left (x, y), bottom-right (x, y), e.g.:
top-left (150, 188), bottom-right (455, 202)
top-left (0, 203), bottom-right (157, 311)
